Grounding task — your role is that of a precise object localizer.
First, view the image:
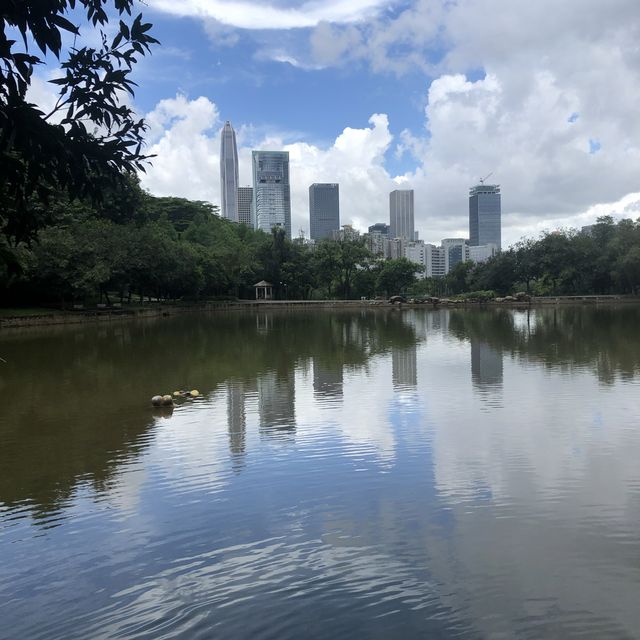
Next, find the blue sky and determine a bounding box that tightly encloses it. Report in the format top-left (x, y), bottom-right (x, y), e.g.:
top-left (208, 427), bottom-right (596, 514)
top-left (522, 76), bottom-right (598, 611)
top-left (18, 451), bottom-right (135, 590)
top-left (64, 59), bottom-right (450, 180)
top-left (135, 4), bottom-right (435, 176)
top-left (29, 0), bottom-right (640, 244)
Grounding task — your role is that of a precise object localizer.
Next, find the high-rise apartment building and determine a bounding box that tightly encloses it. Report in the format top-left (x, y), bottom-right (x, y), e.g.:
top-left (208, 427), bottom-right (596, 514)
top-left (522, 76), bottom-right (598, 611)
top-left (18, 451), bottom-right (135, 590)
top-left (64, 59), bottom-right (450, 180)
top-left (404, 240), bottom-right (426, 278)
top-left (469, 184), bottom-right (501, 249)
top-left (237, 186), bottom-right (253, 226)
top-left (425, 244), bottom-right (446, 278)
top-left (441, 238), bottom-right (470, 273)
top-left (220, 121), bottom-right (239, 222)
top-left (389, 190), bottom-right (415, 240)
top-left (252, 151), bottom-right (291, 237)
top-left (386, 237), bottom-right (405, 259)
top-left (309, 183), bottom-right (339, 240)
top-left (366, 223), bottom-right (390, 255)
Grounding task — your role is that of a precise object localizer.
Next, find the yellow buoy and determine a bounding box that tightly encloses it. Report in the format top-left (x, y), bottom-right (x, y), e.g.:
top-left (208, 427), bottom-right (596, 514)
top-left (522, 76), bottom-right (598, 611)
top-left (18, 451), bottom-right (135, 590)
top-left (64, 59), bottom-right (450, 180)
top-left (161, 394), bottom-right (174, 406)
top-left (190, 389), bottom-right (200, 397)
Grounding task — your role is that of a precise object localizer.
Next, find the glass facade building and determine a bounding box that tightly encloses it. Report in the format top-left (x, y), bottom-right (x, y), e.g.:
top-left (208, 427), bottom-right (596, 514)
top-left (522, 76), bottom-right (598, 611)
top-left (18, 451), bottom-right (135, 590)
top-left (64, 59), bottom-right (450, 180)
top-left (368, 223), bottom-right (390, 236)
top-left (469, 184), bottom-right (501, 249)
top-left (389, 190), bottom-right (415, 240)
top-left (220, 121), bottom-right (239, 222)
top-left (252, 151), bottom-right (291, 237)
top-left (441, 238), bottom-right (469, 273)
top-left (237, 186), bottom-right (254, 227)
top-left (309, 183), bottom-right (340, 240)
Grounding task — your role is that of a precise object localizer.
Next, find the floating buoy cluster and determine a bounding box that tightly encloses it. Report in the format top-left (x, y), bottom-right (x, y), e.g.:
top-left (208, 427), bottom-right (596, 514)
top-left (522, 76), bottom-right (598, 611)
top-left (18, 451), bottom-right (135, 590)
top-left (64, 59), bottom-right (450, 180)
top-left (151, 389), bottom-right (200, 407)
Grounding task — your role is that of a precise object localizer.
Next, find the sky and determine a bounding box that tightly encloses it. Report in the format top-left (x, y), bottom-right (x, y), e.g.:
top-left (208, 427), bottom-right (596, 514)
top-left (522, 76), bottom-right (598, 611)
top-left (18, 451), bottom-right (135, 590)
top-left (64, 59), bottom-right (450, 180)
top-left (30, 0), bottom-right (640, 246)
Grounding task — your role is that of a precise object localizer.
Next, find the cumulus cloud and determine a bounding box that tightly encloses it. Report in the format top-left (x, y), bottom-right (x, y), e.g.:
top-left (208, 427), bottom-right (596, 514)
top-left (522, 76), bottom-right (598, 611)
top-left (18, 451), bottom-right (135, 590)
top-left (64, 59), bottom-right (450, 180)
top-left (141, 95), bottom-right (221, 201)
top-left (402, 67), bottom-right (640, 242)
top-left (138, 80), bottom-right (640, 247)
top-left (304, 0), bottom-right (640, 243)
top-left (140, 96), bottom-right (397, 234)
top-left (25, 0), bottom-right (640, 247)
top-left (150, 0), bottom-right (389, 30)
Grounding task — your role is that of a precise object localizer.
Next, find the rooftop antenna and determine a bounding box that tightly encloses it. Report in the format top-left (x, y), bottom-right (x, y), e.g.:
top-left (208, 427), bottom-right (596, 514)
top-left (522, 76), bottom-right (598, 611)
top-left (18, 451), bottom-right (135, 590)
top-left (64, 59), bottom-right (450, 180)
top-left (479, 172), bottom-right (493, 185)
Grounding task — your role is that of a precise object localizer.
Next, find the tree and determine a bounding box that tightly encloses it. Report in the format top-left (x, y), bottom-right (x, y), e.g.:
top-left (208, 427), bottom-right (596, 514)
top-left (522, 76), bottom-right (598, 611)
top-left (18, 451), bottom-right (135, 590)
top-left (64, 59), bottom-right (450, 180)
top-left (376, 258), bottom-right (420, 296)
top-left (335, 240), bottom-right (371, 299)
top-left (445, 260), bottom-right (473, 294)
top-left (1, 1), bottom-right (159, 245)
top-left (467, 250), bottom-right (517, 295)
top-left (616, 246), bottom-right (640, 293)
top-left (312, 240), bottom-right (341, 298)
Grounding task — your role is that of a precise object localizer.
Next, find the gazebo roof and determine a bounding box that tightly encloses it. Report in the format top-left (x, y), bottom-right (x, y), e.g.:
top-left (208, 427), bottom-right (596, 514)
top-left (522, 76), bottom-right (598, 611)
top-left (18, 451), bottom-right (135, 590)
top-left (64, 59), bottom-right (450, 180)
top-left (253, 280), bottom-right (273, 287)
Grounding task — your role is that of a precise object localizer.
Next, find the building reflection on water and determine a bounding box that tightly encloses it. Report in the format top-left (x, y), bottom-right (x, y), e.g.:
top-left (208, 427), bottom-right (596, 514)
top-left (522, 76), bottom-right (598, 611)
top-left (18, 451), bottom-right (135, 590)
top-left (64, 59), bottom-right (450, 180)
top-left (258, 369), bottom-right (296, 436)
top-left (392, 345), bottom-right (418, 390)
top-left (313, 361), bottom-right (344, 403)
top-left (470, 341), bottom-right (504, 392)
top-left (6, 306), bottom-right (640, 521)
top-left (226, 379), bottom-right (251, 470)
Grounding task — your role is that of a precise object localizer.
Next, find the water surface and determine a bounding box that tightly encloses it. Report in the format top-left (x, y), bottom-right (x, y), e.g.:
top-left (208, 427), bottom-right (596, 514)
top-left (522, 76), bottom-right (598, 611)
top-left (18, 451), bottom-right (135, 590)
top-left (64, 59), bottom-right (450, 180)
top-left (1, 307), bottom-right (640, 639)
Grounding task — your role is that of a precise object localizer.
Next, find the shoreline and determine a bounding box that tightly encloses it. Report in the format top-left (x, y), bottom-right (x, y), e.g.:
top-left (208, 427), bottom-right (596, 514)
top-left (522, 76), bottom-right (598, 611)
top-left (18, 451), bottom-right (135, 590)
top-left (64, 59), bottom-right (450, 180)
top-left (2, 295), bottom-right (639, 329)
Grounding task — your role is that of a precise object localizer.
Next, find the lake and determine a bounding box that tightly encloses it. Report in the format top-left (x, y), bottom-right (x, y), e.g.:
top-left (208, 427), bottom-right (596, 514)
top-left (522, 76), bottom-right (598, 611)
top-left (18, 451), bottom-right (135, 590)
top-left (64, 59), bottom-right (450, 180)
top-left (1, 307), bottom-right (640, 639)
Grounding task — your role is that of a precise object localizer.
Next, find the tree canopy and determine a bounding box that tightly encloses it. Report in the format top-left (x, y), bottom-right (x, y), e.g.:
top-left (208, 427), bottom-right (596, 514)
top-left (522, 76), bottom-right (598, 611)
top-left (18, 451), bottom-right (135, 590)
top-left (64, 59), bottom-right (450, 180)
top-left (1, 0), bottom-right (158, 244)
top-left (409, 216), bottom-right (640, 298)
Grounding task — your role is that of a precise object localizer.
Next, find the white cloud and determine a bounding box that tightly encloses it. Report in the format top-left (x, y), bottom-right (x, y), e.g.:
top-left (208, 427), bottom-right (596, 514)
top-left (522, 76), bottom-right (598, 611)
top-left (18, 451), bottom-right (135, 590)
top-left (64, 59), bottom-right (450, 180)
top-left (310, 22), bottom-right (365, 66)
top-left (26, 0), bottom-right (640, 247)
top-left (139, 86), bottom-right (640, 247)
top-left (26, 73), bottom-right (61, 120)
top-left (140, 95), bottom-right (398, 233)
top-left (141, 95), bottom-right (221, 201)
top-left (303, 0), bottom-right (640, 244)
top-left (254, 49), bottom-right (325, 70)
top-left (150, 0), bottom-right (389, 30)
top-left (285, 113), bottom-right (395, 233)
top-left (403, 59), bottom-right (640, 243)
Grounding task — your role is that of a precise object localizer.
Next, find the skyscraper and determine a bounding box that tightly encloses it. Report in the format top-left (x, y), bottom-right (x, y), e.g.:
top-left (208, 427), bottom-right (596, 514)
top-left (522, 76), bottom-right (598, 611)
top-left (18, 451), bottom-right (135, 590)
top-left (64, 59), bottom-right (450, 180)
top-left (469, 184), bottom-right (501, 249)
top-left (309, 183), bottom-right (339, 240)
top-left (252, 151), bottom-right (291, 237)
top-left (389, 189), bottom-right (415, 240)
top-left (237, 186), bottom-right (253, 226)
top-left (220, 121), bottom-right (239, 222)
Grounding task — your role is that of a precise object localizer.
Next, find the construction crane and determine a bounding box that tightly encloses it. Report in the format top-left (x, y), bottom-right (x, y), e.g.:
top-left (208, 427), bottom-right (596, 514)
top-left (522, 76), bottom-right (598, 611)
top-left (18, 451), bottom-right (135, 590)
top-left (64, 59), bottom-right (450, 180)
top-left (479, 172), bottom-right (493, 185)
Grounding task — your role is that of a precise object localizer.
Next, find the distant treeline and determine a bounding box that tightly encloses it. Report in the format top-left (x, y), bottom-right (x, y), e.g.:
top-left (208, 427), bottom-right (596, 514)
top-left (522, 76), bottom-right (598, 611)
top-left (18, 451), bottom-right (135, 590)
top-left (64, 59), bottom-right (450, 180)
top-left (0, 178), bottom-right (419, 305)
top-left (2, 177), bottom-right (640, 305)
top-left (419, 216), bottom-right (640, 298)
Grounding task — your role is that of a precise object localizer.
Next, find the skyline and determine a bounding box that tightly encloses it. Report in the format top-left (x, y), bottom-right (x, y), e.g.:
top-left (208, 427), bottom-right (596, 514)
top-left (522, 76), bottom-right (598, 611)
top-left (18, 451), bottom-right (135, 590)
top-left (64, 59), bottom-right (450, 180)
top-left (26, 0), bottom-right (640, 247)
top-left (229, 140), bottom-right (497, 254)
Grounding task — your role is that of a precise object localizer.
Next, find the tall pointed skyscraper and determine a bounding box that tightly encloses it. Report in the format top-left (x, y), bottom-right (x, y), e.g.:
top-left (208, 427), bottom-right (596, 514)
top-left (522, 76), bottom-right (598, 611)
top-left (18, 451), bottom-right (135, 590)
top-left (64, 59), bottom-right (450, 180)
top-left (220, 121), bottom-right (239, 222)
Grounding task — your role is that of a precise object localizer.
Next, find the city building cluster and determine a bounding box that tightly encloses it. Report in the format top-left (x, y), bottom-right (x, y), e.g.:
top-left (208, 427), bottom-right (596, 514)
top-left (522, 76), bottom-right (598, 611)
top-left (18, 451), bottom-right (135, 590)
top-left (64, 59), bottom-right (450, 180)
top-left (220, 121), bottom-right (502, 277)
